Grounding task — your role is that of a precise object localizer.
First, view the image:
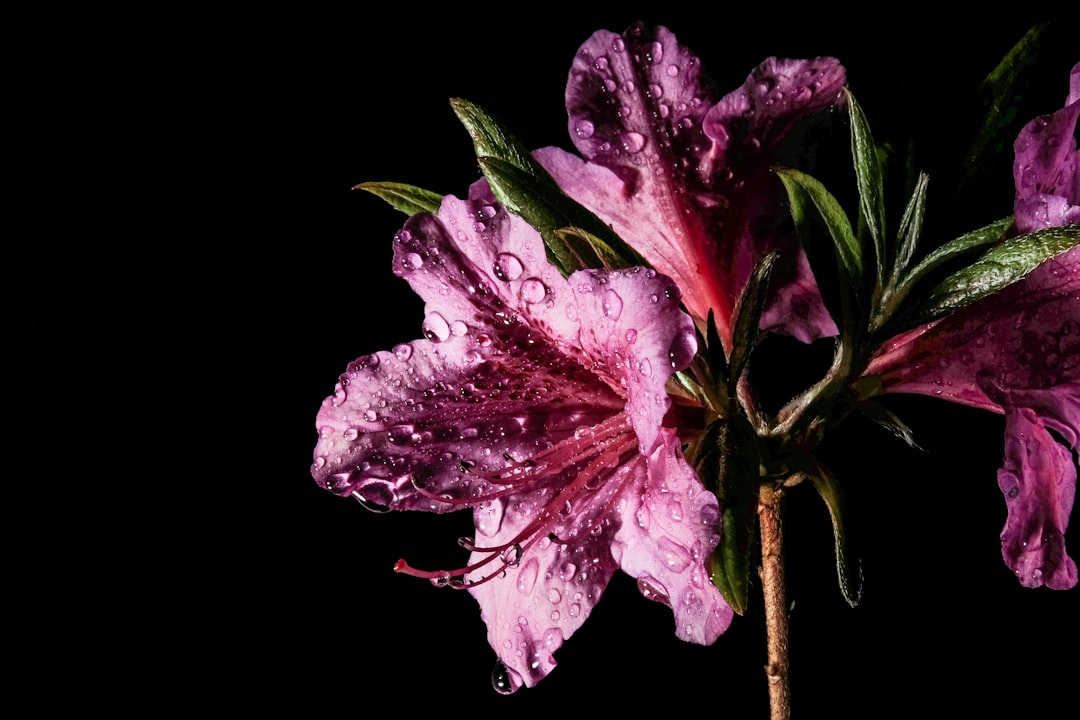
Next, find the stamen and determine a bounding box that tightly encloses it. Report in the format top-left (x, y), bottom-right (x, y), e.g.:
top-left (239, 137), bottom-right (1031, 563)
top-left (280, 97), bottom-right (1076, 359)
top-left (393, 415), bottom-right (640, 590)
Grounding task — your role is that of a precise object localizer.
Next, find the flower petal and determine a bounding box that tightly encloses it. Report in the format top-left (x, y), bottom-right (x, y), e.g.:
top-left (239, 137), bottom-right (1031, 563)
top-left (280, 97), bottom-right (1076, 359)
top-left (611, 429), bottom-right (733, 644)
top-left (866, 247), bottom-right (1080, 416)
top-left (1013, 62), bottom-right (1079, 233)
top-left (565, 266), bottom-right (696, 453)
top-left (997, 399), bottom-right (1078, 589)
top-left (543, 24), bottom-right (844, 345)
top-left (466, 461), bottom-right (631, 690)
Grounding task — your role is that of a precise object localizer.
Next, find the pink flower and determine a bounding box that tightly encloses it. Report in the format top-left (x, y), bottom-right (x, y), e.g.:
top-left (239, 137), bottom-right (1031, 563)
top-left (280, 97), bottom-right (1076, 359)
top-left (534, 23), bottom-right (847, 347)
top-left (311, 181), bottom-right (731, 691)
top-left (866, 248), bottom-right (1078, 588)
top-left (865, 66), bottom-right (1080, 588)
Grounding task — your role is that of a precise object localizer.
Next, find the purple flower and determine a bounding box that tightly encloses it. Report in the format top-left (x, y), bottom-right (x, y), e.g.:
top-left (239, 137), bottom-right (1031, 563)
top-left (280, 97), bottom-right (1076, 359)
top-left (865, 67), bottom-right (1080, 589)
top-left (1012, 63), bottom-right (1079, 233)
top-left (534, 23), bottom-right (846, 347)
top-left (311, 181), bottom-right (731, 691)
top-left (865, 248), bottom-right (1078, 589)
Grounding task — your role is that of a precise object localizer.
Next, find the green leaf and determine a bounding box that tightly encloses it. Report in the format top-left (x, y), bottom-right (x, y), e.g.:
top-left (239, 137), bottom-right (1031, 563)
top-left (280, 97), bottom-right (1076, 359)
top-left (777, 168), bottom-right (862, 284)
top-left (478, 156), bottom-right (643, 275)
top-left (915, 225), bottom-right (1078, 323)
top-left (962, 24), bottom-right (1047, 189)
top-left (805, 461), bottom-right (863, 607)
top-left (847, 90), bottom-right (887, 289)
top-left (450, 97), bottom-right (540, 178)
top-left (901, 216), bottom-right (1012, 294)
top-left (354, 181), bottom-right (442, 216)
top-left (728, 251), bottom-right (778, 386)
top-left (776, 167), bottom-right (862, 333)
top-left (450, 97), bottom-right (642, 275)
top-left (697, 415), bottom-right (760, 615)
top-left (892, 172), bottom-right (929, 282)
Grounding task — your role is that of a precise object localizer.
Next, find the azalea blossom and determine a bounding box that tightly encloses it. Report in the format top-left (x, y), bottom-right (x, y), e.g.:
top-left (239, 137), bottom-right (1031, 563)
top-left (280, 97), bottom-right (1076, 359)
top-left (534, 23), bottom-right (847, 347)
top-left (311, 181), bottom-right (731, 691)
top-left (864, 66), bottom-right (1080, 589)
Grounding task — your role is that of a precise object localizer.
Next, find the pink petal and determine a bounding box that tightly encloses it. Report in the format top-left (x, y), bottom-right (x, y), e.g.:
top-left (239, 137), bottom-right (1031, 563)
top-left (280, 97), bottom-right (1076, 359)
top-left (543, 23), bottom-right (845, 346)
top-left (611, 429), bottom-right (733, 644)
top-left (566, 266), bottom-right (696, 453)
top-left (866, 248), bottom-right (1079, 590)
top-left (466, 461), bottom-right (630, 690)
top-left (1013, 62), bottom-right (1079, 233)
top-left (997, 399), bottom-right (1078, 589)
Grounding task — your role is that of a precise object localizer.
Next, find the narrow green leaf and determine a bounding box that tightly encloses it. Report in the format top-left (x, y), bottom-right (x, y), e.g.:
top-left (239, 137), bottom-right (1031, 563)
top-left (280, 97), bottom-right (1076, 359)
top-left (962, 24), bottom-right (1047, 189)
top-left (857, 399), bottom-right (922, 450)
top-left (728, 251), bottom-right (778, 386)
top-left (915, 226), bottom-right (1078, 323)
top-left (450, 98), bottom-right (540, 178)
top-left (847, 89), bottom-right (887, 289)
top-left (893, 172), bottom-right (929, 282)
top-left (697, 415), bottom-right (760, 615)
top-left (900, 216), bottom-right (1012, 293)
top-left (805, 461), bottom-right (863, 607)
top-left (450, 98), bottom-right (644, 275)
top-left (777, 168), bottom-right (862, 283)
top-left (478, 156), bottom-right (644, 275)
top-left (354, 181), bottom-right (442, 216)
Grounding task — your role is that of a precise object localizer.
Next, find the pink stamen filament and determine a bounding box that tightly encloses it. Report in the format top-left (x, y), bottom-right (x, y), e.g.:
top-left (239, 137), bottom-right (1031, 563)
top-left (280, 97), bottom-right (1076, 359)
top-left (394, 419), bottom-right (639, 588)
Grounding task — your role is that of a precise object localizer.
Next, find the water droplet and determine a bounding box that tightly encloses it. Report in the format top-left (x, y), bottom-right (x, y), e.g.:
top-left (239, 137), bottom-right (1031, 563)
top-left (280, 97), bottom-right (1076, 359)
top-left (401, 252), bottom-right (423, 271)
top-left (364, 409), bottom-right (378, 422)
top-left (502, 544), bottom-right (523, 566)
top-left (548, 588), bottom-right (562, 604)
top-left (520, 278), bottom-right (547, 304)
top-left (493, 253), bottom-right (524, 282)
top-left (352, 490), bottom-right (391, 513)
top-left (451, 320), bottom-right (468, 337)
top-left (517, 557), bottom-right (540, 595)
top-left (646, 41), bottom-right (663, 64)
top-left (477, 499), bottom-right (505, 538)
top-left (602, 288), bottom-right (624, 319)
top-left (568, 603), bottom-right (581, 618)
top-left (491, 661), bottom-right (521, 695)
top-left (666, 64), bottom-right (679, 77)
top-left (636, 357), bottom-right (652, 377)
top-left (574, 118), bottom-right (595, 139)
top-left (332, 384), bottom-right (348, 406)
top-left (668, 331), bottom-right (697, 369)
top-left (611, 37), bottom-right (625, 52)
top-left (560, 562), bottom-right (577, 581)
top-left (625, 329), bottom-right (638, 344)
top-left (393, 344), bottom-right (412, 361)
top-left (313, 456), bottom-right (326, 468)
top-left (658, 537), bottom-right (691, 571)
top-left (637, 576), bottom-right (671, 605)
top-left (342, 427), bottom-right (359, 441)
top-left (422, 312), bottom-right (451, 342)
top-left (620, 131), bottom-right (645, 154)
top-left (594, 56), bottom-right (609, 71)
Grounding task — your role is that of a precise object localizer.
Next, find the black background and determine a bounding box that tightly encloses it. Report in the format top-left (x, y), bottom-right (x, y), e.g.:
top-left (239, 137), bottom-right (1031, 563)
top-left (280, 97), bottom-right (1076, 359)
top-left (32, 10), bottom-right (1075, 717)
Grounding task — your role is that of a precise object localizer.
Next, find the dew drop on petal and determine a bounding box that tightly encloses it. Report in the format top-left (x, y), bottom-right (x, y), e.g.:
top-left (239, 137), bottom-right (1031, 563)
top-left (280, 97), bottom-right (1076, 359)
top-left (602, 288), bottom-right (624, 319)
top-left (494, 253), bottom-right (524, 282)
top-left (625, 329), bottom-right (638, 344)
top-left (401, 252), bottom-right (423, 271)
top-left (520, 278), bottom-right (548, 304)
top-left (422, 312), bottom-right (451, 342)
top-left (342, 427), bottom-right (359, 441)
top-left (621, 132), bottom-right (646, 154)
top-left (575, 118), bottom-right (595, 139)
top-left (492, 661), bottom-right (521, 695)
top-left (516, 557), bottom-right (540, 595)
top-left (668, 331), bottom-right (697, 369)
top-left (393, 344), bottom-right (412, 361)
top-left (637, 357), bottom-right (652, 377)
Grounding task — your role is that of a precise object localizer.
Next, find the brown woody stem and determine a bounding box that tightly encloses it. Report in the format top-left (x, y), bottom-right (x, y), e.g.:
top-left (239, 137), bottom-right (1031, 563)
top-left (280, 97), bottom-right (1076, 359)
top-left (759, 482), bottom-right (790, 720)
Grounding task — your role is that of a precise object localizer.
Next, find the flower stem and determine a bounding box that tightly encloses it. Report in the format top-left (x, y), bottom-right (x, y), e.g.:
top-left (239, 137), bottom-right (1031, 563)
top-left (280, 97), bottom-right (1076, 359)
top-left (758, 482), bottom-right (790, 720)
